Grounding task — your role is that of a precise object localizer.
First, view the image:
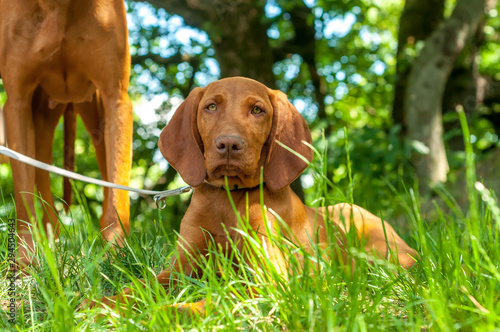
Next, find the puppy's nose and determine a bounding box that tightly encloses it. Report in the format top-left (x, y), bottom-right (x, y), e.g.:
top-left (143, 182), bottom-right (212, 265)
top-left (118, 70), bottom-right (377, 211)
top-left (215, 135), bottom-right (244, 156)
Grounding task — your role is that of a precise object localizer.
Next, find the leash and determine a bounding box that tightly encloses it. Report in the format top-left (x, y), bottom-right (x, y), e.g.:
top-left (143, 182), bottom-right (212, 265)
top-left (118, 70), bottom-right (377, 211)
top-left (0, 146), bottom-right (191, 209)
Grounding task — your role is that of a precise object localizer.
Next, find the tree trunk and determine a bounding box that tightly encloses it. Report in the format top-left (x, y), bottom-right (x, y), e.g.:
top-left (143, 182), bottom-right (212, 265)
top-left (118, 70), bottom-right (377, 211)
top-left (442, 6), bottom-right (498, 150)
top-left (393, 0), bottom-right (445, 132)
top-left (208, 4), bottom-right (276, 85)
top-left (404, 0), bottom-right (490, 190)
top-left (442, 55), bottom-right (480, 151)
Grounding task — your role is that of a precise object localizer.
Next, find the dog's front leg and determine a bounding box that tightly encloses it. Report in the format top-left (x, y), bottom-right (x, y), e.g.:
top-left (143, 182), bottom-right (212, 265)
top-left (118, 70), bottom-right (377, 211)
top-left (3, 76), bottom-right (38, 266)
top-left (93, 84), bottom-right (133, 243)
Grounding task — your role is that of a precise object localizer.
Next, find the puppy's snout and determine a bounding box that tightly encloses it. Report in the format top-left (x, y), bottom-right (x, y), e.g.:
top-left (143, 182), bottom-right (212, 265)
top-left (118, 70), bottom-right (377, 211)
top-left (215, 135), bottom-right (244, 156)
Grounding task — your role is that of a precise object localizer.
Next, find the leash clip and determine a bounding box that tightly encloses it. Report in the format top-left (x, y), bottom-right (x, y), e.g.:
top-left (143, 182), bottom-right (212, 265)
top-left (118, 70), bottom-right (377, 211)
top-left (153, 186), bottom-right (192, 209)
top-left (0, 146), bottom-right (193, 210)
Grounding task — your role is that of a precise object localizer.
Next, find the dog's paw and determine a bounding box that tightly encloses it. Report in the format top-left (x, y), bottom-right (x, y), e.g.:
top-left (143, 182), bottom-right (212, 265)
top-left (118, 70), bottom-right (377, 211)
top-left (171, 299), bottom-right (207, 315)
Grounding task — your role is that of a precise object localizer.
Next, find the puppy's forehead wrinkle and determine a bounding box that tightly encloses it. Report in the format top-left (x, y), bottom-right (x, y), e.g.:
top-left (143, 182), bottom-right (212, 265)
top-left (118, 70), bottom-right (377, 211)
top-left (201, 93), bottom-right (271, 113)
top-left (205, 79), bottom-right (269, 100)
top-left (202, 93), bottom-right (224, 104)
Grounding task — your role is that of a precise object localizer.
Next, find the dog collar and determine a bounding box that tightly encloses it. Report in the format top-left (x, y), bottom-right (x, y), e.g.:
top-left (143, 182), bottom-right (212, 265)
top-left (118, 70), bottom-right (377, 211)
top-left (203, 180), bottom-right (260, 192)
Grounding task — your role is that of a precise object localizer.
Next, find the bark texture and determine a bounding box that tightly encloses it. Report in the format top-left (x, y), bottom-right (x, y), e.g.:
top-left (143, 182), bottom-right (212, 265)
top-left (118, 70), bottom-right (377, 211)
top-left (404, 0), bottom-right (489, 189)
top-left (393, 0), bottom-right (445, 131)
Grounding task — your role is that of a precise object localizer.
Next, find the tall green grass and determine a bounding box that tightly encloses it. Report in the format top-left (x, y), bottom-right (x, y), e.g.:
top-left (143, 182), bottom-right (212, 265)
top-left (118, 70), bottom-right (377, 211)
top-left (1, 116), bottom-right (500, 330)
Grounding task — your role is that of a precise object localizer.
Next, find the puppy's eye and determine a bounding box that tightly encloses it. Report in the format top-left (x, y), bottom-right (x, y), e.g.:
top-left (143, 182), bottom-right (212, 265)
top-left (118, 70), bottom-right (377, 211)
top-left (252, 106), bottom-right (263, 114)
top-left (207, 104), bottom-right (217, 112)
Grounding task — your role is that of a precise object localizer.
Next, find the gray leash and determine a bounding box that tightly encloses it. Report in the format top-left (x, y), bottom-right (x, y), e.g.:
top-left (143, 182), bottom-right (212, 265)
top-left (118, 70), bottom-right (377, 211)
top-left (0, 146), bottom-right (191, 209)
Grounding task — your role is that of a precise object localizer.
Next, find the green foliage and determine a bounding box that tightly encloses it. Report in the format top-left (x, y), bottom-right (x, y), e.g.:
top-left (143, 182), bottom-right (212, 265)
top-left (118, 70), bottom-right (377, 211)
top-left (307, 125), bottom-right (415, 215)
top-left (478, 7), bottom-right (500, 78)
top-left (126, 1), bottom-right (218, 98)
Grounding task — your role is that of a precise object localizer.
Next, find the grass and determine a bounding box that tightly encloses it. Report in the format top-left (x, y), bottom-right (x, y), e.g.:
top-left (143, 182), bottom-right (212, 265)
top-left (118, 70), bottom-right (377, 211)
top-left (1, 121), bottom-right (500, 330)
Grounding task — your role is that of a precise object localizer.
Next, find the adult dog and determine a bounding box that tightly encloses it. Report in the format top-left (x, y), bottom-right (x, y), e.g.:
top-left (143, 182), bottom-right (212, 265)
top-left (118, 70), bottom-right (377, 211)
top-left (0, 0), bottom-right (133, 265)
top-left (89, 77), bottom-right (417, 313)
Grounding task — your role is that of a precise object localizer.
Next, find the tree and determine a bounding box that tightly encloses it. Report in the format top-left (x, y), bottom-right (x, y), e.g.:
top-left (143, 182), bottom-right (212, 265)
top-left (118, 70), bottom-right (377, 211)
top-left (393, 0), bottom-right (445, 132)
top-left (402, 0), bottom-right (496, 190)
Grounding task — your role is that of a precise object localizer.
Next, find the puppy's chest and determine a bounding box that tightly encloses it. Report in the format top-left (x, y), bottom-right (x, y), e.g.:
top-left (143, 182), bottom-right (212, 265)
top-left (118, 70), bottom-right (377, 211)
top-left (196, 197), bottom-right (274, 244)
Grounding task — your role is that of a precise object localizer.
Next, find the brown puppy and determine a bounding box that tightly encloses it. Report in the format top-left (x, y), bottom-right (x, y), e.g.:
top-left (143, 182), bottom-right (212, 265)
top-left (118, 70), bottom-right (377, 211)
top-left (90, 77), bottom-right (417, 313)
top-left (0, 0), bottom-right (133, 265)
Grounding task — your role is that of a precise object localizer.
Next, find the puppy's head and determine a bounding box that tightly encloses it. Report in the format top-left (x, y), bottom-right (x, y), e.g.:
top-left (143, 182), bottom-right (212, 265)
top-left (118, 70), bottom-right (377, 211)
top-left (159, 77), bottom-right (313, 191)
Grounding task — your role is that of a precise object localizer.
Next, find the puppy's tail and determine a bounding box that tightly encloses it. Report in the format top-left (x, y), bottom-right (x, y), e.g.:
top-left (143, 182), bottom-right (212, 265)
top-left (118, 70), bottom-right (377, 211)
top-left (63, 104), bottom-right (76, 212)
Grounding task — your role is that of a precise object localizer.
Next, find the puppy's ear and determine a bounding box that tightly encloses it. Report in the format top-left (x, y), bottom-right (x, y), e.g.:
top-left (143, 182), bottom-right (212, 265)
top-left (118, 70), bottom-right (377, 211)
top-left (159, 87), bottom-right (206, 187)
top-left (264, 89), bottom-right (313, 191)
